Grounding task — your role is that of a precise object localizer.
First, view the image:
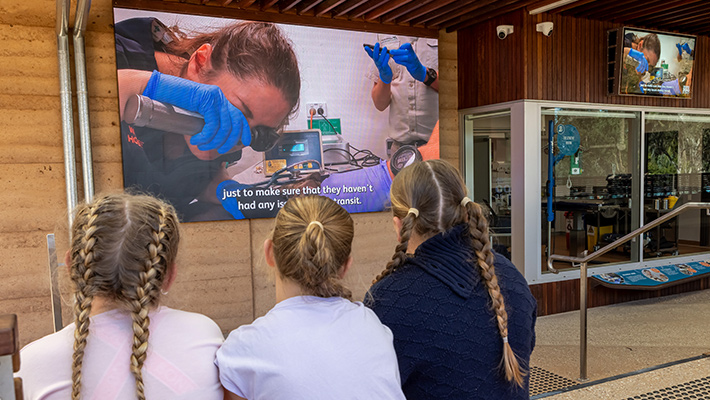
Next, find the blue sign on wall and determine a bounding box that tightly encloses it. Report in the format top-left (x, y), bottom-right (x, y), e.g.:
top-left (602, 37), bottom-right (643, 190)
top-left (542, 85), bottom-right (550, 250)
top-left (556, 124), bottom-right (580, 156)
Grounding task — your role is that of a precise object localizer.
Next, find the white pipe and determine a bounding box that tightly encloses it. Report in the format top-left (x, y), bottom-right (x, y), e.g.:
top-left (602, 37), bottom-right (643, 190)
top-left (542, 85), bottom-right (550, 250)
top-left (73, 0), bottom-right (94, 202)
top-left (57, 0), bottom-right (77, 227)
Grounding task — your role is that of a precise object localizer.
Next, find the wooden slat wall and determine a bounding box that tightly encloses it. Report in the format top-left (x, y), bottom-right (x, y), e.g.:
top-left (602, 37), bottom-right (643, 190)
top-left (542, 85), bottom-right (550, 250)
top-left (531, 276), bottom-right (710, 316)
top-left (0, 0), bottom-right (459, 345)
top-left (459, 10), bottom-right (710, 109)
top-left (458, 11), bottom-right (527, 108)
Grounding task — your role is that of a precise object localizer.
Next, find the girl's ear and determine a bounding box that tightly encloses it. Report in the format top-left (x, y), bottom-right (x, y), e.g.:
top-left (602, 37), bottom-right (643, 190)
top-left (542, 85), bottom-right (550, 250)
top-left (392, 216), bottom-right (403, 242)
top-left (338, 256), bottom-right (353, 279)
top-left (163, 264), bottom-right (178, 291)
top-left (264, 238), bottom-right (276, 268)
top-left (186, 43), bottom-right (214, 79)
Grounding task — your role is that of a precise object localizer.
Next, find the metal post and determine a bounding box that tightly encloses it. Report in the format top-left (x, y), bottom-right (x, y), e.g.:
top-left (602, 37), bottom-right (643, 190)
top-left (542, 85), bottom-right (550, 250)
top-left (57, 0), bottom-right (77, 227)
top-left (0, 355), bottom-right (14, 400)
top-left (73, 0), bottom-right (94, 202)
top-left (47, 234), bottom-right (63, 332)
top-left (579, 260), bottom-right (589, 382)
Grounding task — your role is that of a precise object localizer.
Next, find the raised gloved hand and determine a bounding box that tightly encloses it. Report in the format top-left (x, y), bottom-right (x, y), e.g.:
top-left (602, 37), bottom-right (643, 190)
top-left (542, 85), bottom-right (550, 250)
top-left (627, 49), bottom-right (649, 74)
top-left (142, 70), bottom-right (251, 154)
top-left (320, 160), bottom-right (392, 213)
top-left (364, 43), bottom-right (393, 84)
top-left (389, 43), bottom-right (427, 82)
top-left (676, 42), bottom-right (692, 57)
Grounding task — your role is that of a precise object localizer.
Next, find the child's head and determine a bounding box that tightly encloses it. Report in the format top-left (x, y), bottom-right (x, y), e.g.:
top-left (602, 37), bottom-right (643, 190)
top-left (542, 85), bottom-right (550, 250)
top-left (377, 159), bottom-right (491, 279)
top-left (639, 33), bottom-right (661, 67)
top-left (69, 193), bottom-right (181, 400)
top-left (269, 195), bottom-right (354, 300)
top-left (375, 159), bottom-right (526, 387)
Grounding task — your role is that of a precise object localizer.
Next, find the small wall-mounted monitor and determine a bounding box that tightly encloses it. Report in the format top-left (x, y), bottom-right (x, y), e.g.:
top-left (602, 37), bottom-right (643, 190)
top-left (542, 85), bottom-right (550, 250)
top-left (609, 27), bottom-right (696, 99)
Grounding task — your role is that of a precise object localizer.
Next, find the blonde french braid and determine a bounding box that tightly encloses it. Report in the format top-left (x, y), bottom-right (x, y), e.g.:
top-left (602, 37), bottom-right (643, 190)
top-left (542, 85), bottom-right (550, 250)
top-left (373, 212), bottom-right (416, 284)
top-left (466, 201), bottom-right (526, 387)
top-left (128, 206), bottom-right (169, 400)
top-left (70, 205), bottom-right (99, 400)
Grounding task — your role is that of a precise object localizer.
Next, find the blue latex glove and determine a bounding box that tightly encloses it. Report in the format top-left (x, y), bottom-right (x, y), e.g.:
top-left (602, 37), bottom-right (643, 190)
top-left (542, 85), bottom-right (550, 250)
top-left (627, 49), bottom-right (648, 74)
top-left (320, 160), bottom-right (392, 213)
top-left (142, 70), bottom-right (251, 154)
top-left (660, 80), bottom-right (681, 96)
top-left (676, 42), bottom-right (692, 57)
top-left (216, 180), bottom-right (248, 219)
top-left (364, 43), bottom-right (393, 84)
top-left (389, 43), bottom-right (427, 82)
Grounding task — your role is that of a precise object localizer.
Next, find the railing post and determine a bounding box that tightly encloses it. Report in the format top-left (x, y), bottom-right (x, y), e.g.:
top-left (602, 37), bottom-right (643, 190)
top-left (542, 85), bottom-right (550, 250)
top-left (579, 260), bottom-right (588, 382)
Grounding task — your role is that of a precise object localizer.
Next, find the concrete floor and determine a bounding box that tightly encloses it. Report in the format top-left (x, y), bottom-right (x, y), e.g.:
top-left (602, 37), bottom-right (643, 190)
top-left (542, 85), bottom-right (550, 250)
top-left (531, 288), bottom-right (710, 398)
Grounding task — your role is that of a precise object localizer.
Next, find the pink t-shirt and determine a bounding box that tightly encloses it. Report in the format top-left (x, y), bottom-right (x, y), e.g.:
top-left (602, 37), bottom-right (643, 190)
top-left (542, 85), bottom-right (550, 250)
top-left (17, 306), bottom-right (224, 400)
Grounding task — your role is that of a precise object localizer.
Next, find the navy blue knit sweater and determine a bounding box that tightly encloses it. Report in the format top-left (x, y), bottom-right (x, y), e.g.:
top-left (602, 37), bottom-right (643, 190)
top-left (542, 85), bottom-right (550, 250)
top-left (367, 224), bottom-right (537, 399)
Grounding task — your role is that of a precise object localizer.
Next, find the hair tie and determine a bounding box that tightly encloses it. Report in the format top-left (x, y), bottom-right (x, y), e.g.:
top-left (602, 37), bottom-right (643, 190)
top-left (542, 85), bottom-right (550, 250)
top-left (407, 208), bottom-right (419, 218)
top-left (461, 197), bottom-right (472, 207)
top-left (308, 220), bottom-right (324, 230)
top-left (502, 336), bottom-right (509, 343)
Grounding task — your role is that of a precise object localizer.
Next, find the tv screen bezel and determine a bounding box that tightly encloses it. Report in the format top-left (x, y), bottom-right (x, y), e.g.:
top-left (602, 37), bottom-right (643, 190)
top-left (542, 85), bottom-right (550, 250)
top-left (616, 26), bottom-right (697, 99)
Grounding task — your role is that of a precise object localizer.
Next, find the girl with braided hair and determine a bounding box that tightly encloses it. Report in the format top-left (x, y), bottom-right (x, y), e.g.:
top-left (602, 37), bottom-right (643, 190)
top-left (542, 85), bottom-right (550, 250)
top-left (366, 159), bottom-right (537, 399)
top-left (216, 195), bottom-right (405, 400)
top-left (17, 193), bottom-right (224, 400)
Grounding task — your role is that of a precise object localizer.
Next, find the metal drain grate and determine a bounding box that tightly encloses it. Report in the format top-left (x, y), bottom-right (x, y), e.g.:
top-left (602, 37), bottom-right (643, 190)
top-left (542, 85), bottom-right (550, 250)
top-left (529, 366), bottom-right (579, 397)
top-left (627, 376), bottom-right (710, 399)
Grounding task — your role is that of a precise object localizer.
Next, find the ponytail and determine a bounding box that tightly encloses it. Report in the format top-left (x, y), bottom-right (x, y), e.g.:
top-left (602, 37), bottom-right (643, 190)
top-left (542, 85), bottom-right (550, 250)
top-left (271, 195), bottom-right (354, 300)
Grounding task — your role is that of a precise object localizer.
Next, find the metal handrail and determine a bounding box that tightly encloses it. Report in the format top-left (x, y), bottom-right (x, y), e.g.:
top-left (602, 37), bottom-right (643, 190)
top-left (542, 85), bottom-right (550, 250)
top-left (546, 201), bottom-right (710, 381)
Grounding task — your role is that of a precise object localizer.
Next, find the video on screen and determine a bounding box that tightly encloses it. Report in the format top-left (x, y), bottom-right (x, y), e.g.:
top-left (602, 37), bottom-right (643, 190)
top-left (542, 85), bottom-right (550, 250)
top-left (113, 8), bottom-right (440, 222)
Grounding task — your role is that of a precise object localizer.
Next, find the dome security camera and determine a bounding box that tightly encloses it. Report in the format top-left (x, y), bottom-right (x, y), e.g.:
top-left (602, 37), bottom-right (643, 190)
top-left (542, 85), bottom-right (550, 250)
top-left (496, 25), bottom-right (514, 40)
top-left (536, 22), bottom-right (554, 37)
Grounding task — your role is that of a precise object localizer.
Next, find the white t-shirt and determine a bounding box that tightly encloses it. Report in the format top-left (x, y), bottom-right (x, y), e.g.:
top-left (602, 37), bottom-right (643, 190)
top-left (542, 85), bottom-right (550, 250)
top-left (216, 296), bottom-right (406, 400)
top-left (367, 36), bottom-right (439, 144)
top-left (17, 306), bottom-right (224, 400)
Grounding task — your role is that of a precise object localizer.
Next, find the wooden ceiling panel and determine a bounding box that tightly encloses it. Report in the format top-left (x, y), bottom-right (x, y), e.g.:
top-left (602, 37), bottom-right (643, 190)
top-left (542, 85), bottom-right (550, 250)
top-left (409, 1), bottom-right (474, 26)
top-left (583, 0), bottom-right (663, 20)
top-left (296, 0), bottom-right (324, 14)
top-left (394, 0), bottom-right (460, 24)
top-left (379, 0), bottom-right (435, 23)
top-left (629, 4), bottom-right (710, 26)
top-left (611, 0), bottom-right (703, 23)
top-left (313, 0), bottom-right (347, 16)
top-left (119, 0), bottom-right (710, 36)
top-left (364, 0), bottom-right (412, 21)
top-left (349, 0), bottom-right (392, 19)
top-left (330, 0), bottom-right (369, 17)
top-left (564, 0), bottom-right (638, 18)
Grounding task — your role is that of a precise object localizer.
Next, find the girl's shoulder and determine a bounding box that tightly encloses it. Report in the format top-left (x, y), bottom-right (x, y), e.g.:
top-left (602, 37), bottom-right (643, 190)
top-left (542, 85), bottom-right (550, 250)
top-left (151, 306), bottom-right (224, 340)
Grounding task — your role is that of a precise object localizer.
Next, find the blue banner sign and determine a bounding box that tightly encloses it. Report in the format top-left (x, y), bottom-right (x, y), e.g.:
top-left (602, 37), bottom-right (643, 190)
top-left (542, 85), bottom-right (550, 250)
top-left (593, 261), bottom-right (710, 289)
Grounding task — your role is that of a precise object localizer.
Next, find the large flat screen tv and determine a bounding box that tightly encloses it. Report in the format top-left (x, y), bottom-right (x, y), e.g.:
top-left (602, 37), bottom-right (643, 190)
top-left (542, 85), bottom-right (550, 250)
top-left (111, 8), bottom-right (440, 222)
top-left (617, 27), bottom-right (696, 98)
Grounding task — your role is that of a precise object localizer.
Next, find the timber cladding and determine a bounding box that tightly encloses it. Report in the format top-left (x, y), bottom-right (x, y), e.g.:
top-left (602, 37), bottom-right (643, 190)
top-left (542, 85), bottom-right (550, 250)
top-left (458, 10), bottom-right (710, 109)
top-left (530, 276), bottom-right (710, 316)
top-left (0, 0), bottom-right (458, 345)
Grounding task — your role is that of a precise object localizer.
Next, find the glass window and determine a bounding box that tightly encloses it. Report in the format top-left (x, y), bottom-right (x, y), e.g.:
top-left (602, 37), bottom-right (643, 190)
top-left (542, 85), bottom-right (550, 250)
top-left (644, 113), bottom-right (710, 258)
top-left (463, 110), bottom-right (512, 259)
top-left (541, 108), bottom-right (642, 273)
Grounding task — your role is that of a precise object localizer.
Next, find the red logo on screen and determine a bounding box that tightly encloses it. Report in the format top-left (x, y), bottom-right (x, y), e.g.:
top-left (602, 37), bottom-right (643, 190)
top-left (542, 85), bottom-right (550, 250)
top-left (127, 126), bottom-right (144, 148)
